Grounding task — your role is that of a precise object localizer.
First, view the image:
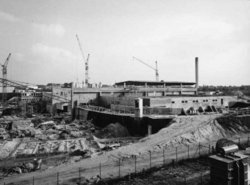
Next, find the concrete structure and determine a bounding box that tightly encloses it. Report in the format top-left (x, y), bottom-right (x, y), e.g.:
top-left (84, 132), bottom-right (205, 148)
top-left (108, 95), bottom-right (237, 115)
top-left (47, 82), bottom-right (238, 115)
top-left (135, 98), bottom-right (143, 118)
top-left (115, 80), bottom-right (196, 96)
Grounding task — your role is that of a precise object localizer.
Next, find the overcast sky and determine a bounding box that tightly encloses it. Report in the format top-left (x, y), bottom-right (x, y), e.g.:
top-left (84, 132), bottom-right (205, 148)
top-left (0, 0), bottom-right (249, 86)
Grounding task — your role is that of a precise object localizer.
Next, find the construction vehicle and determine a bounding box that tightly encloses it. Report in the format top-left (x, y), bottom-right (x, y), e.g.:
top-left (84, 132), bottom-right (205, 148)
top-left (132, 56), bottom-right (159, 81)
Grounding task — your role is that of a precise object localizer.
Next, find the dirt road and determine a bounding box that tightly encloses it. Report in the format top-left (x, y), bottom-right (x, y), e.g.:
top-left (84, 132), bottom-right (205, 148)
top-left (0, 141), bottom-right (213, 185)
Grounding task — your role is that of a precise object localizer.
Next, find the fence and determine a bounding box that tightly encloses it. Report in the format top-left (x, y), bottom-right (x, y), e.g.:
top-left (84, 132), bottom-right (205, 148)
top-left (1, 135), bottom-right (250, 185)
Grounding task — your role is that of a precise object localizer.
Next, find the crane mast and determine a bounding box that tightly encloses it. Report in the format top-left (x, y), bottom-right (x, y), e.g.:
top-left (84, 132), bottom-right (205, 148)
top-left (132, 56), bottom-right (159, 81)
top-left (85, 54), bottom-right (90, 86)
top-left (76, 34), bottom-right (90, 87)
top-left (155, 60), bottom-right (159, 82)
top-left (1, 53), bottom-right (11, 104)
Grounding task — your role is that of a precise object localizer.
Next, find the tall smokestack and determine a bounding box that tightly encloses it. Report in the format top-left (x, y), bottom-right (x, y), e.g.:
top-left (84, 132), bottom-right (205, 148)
top-left (195, 57), bottom-right (199, 94)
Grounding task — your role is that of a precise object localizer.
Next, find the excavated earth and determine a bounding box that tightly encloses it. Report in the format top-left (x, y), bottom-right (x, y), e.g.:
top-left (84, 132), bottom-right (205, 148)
top-left (105, 114), bottom-right (250, 158)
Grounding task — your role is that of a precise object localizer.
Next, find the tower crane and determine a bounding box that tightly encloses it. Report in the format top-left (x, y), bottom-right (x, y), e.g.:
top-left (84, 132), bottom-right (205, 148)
top-left (132, 56), bottom-right (159, 81)
top-left (1, 53), bottom-right (11, 104)
top-left (76, 34), bottom-right (90, 87)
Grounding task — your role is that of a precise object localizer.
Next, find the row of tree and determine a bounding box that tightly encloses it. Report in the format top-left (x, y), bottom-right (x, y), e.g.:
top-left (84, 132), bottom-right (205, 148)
top-left (198, 85), bottom-right (250, 96)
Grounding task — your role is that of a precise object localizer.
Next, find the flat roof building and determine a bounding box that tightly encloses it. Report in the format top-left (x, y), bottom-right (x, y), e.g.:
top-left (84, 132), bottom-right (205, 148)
top-left (115, 80), bottom-right (196, 87)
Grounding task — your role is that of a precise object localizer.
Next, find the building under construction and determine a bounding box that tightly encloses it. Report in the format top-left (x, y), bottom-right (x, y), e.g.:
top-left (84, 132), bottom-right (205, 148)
top-left (39, 57), bottom-right (237, 135)
top-left (49, 57), bottom-right (236, 114)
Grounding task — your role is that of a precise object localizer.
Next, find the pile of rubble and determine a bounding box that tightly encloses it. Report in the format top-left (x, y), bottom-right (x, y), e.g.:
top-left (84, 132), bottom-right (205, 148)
top-left (0, 114), bottom-right (137, 179)
top-left (0, 115), bottom-right (96, 141)
top-left (1, 158), bottom-right (42, 177)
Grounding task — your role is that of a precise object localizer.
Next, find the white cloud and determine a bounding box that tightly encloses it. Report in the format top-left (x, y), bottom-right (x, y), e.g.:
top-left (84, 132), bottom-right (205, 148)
top-left (0, 10), bottom-right (22, 22)
top-left (33, 23), bottom-right (66, 37)
top-left (171, 15), bottom-right (235, 41)
top-left (32, 43), bottom-right (76, 61)
top-left (0, 10), bottom-right (65, 37)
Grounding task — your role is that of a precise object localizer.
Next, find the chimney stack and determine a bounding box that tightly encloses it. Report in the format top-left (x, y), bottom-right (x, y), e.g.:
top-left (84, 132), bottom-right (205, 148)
top-left (195, 57), bottom-right (199, 94)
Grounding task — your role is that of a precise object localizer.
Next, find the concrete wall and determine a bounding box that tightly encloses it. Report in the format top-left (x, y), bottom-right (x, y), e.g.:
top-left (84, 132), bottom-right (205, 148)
top-left (147, 96), bottom-right (237, 111)
top-left (52, 86), bottom-right (99, 106)
top-left (108, 95), bottom-right (237, 114)
top-left (149, 98), bottom-right (171, 107)
top-left (52, 87), bottom-right (71, 105)
top-left (98, 95), bottom-right (136, 108)
top-left (73, 92), bottom-right (98, 105)
top-left (76, 107), bottom-right (173, 136)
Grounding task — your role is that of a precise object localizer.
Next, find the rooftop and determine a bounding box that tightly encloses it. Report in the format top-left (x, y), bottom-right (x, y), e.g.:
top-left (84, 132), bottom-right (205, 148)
top-left (115, 80), bottom-right (196, 86)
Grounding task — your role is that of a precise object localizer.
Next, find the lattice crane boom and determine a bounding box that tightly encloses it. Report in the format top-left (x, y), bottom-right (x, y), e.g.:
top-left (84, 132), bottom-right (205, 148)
top-left (132, 56), bottom-right (159, 81)
top-left (1, 53), bottom-right (11, 104)
top-left (76, 34), bottom-right (89, 86)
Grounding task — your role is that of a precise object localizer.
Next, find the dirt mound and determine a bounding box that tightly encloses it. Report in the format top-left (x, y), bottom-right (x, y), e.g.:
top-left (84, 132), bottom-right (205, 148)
top-left (108, 114), bottom-right (236, 157)
top-left (216, 115), bottom-right (250, 133)
top-left (96, 123), bottom-right (130, 138)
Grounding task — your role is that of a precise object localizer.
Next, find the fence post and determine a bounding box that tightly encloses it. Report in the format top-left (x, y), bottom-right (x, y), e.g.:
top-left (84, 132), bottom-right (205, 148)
top-left (149, 151), bottom-right (151, 169)
top-left (163, 149), bottom-right (165, 164)
top-left (238, 138), bottom-right (241, 145)
top-left (99, 163), bottom-right (102, 178)
top-left (33, 176), bottom-right (35, 185)
top-left (188, 145), bottom-right (190, 159)
top-left (118, 158), bottom-right (121, 178)
top-left (57, 172), bottom-right (59, 185)
top-left (134, 155), bottom-right (137, 174)
top-left (209, 144), bottom-right (211, 155)
top-left (79, 167), bottom-right (81, 184)
top-left (175, 147), bottom-right (178, 162)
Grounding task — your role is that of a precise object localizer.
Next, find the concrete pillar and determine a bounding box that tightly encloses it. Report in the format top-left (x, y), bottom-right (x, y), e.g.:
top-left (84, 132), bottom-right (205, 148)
top-left (135, 98), bottom-right (143, 118)
top-left (148, 124), bottom-right (152, 136)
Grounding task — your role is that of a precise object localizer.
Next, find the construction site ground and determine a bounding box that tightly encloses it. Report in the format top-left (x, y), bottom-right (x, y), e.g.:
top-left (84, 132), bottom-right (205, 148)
top-left (106, 158), bottom-right (210, 185)
top-left (1, 113), bottom-right (250, 184)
